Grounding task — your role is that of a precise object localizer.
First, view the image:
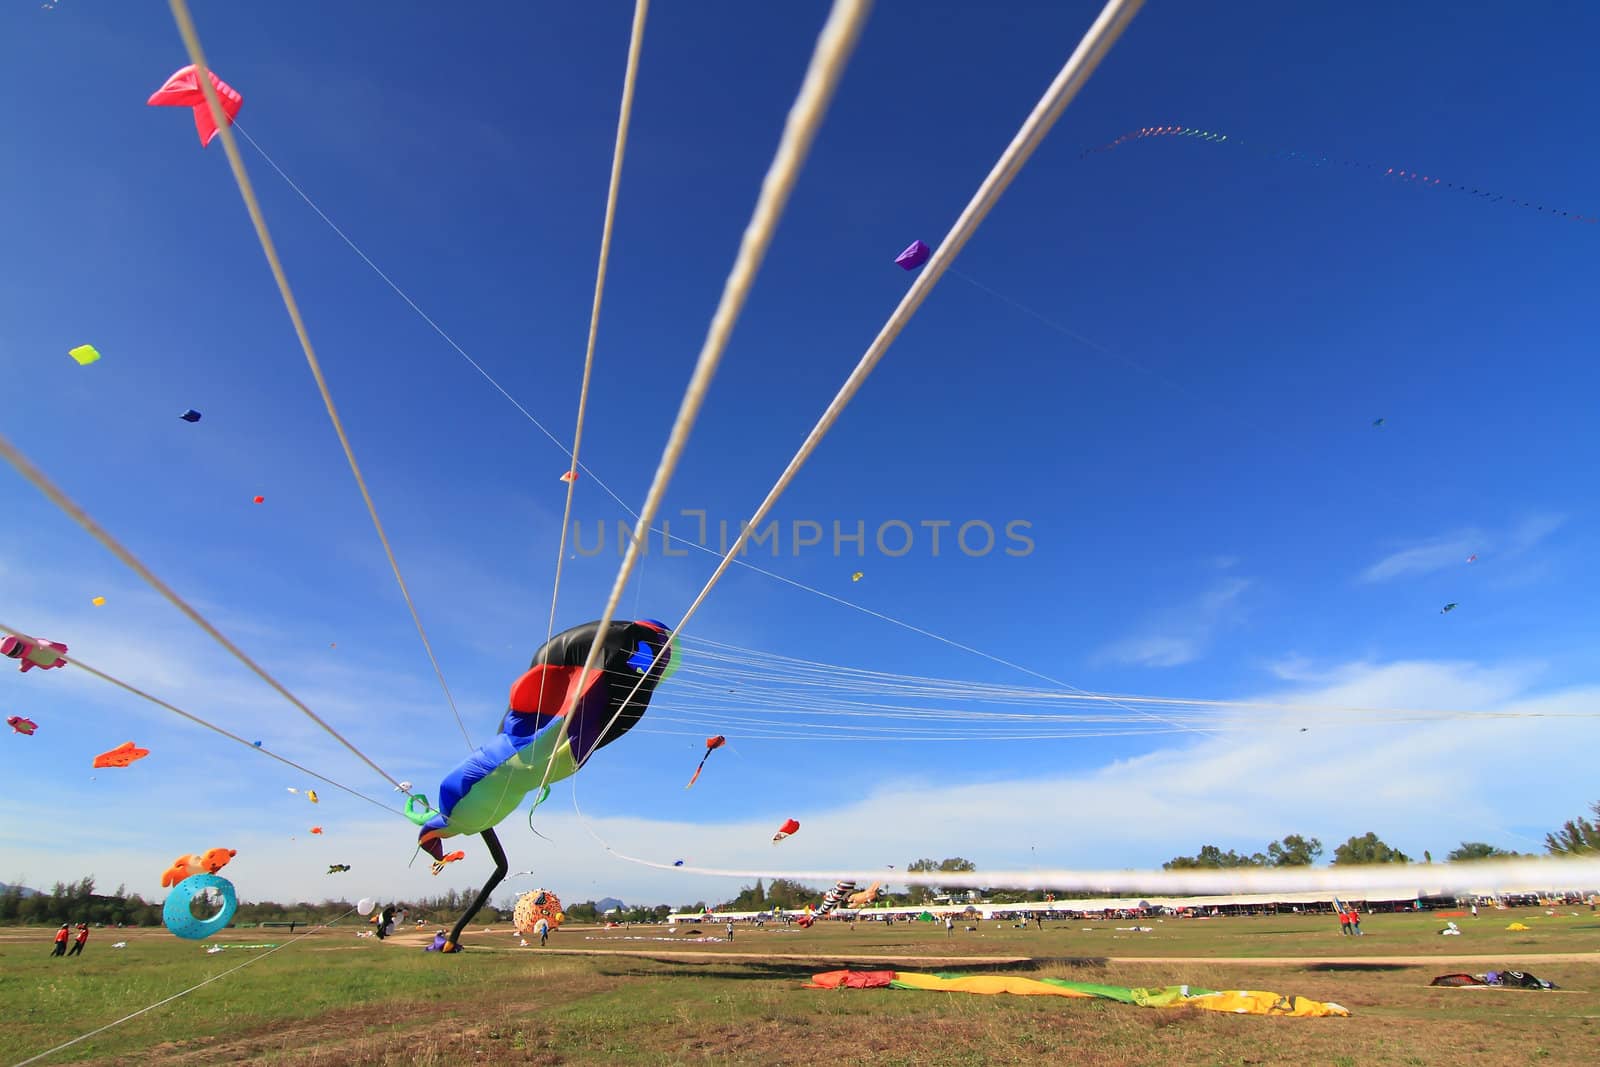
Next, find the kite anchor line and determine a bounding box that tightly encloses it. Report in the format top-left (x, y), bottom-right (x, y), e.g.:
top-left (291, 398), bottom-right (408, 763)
top-left (166, 0), bottom-right (473, 753)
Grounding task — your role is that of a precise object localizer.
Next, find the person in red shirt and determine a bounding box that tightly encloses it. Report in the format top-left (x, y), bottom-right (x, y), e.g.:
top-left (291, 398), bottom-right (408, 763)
top-left (67, 923), bottom-right (89, 956)
top-left (51, 924), bottom-right (70, 956)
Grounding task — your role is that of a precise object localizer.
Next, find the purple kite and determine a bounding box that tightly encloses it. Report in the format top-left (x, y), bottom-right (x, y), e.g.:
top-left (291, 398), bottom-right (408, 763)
top-left (895, 240), bottom-right (931, 271)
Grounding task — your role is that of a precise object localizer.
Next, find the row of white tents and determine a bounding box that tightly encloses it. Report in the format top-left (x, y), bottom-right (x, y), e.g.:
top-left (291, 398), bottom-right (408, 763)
top-left (670, 887), bottom-right (1595, 924)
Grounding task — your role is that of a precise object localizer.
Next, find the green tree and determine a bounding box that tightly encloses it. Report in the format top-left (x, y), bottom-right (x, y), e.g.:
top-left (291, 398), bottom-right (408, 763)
top-left (1163, 845), bottom-right (1266, 870)
top-left (1332, 832), bottom-right (1411, 865)
top-left (906, 857), bottom-right (978, 896)
top-left (722, 879), bottom-right (768, 911)
top-left (1266, 835), bottom-right (1322, 866)
top-left (1545, 800), bottom-right (1600, 856)
top-left (1446, 842), bottom-right (1519, 862)
top-left (764, 879), bottom-right (819, 910)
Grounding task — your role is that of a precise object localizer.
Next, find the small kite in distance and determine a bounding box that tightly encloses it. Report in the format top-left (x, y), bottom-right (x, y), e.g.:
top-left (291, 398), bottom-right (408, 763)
top-left (68, 345), bottom-right (101, 366)
top-left (91, 597), bottom-right (106, 607)
top-left (895, 239), bottom-right (931, 271)
top-left (1466, 554), bottom-right (1477, 563)
top-left (327, 864), bottom-right (351, 874)
top-left (180, 410), bottom-right (202, 423)
top-left (559, 470), bottom-right (577, 483)
top-left (685, 735), bottom-right (726, 789)
top-left (430, 850), bottom-right (466, 876)
top-left (148, 64), bottom-right (242, 146)
top-left (1371, 418), bottom-right (1385, 428)
top-left (7, 716), bottom-right (38, 735)
top-left (772, 817), bottom-right (800, 843)
top-left (851, 571), bottom-right (863, 582)
top-left (1441, 602), bottom-right (1458, 614)
top-left (310, 827), bottom-right (323, 834)
top-left (253, 495), bottom-right (264, 504)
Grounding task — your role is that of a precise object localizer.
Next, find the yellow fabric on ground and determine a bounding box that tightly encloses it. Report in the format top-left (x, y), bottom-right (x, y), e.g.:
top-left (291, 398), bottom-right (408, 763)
top-left (889, 973), bottom-right (1096, 998)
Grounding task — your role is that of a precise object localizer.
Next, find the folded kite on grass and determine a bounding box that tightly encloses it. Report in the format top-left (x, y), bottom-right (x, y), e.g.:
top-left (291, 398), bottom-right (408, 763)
top-left (805, 970), bottom-right (1350, 1017)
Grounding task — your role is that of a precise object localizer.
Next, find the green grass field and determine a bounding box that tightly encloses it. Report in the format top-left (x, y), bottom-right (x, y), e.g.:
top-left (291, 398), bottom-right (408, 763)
top-left (2, 907), bottom-right (1597, 1065)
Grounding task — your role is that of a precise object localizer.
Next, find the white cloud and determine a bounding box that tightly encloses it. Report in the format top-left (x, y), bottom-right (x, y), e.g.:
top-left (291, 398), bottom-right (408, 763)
top-left (1360, 513), bottom-right (1565, 583)
top-left (5, 655), bottom-right (1598, 908)
top-left (1096, 577), bottom-right (1250, 668)
top-left (1360, 531), bottom-right (1483, 583)
top-left (1506, 513), bottom-right (1566, 554)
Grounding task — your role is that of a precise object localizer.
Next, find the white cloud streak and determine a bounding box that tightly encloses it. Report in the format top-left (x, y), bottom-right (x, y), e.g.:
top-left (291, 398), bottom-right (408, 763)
top-left (1096, 577), bottom-right (1251, 668)
top-left (1360, 513), bottom-right (1565, 584)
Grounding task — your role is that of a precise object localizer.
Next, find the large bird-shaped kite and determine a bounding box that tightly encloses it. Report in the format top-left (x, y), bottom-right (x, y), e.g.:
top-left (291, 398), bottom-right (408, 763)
top-left (413, 618), bottom-right (679, 951)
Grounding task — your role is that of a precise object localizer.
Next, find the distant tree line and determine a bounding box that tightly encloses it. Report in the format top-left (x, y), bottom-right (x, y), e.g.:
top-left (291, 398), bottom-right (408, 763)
top-left (0, 876), bottom-right (511, 929)
top-left (8, 802), bottom-right (1596, 926)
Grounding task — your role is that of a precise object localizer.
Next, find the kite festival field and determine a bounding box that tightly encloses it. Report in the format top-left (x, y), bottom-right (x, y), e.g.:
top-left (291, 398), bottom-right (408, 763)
top-left (4, 907), bottom-right (1598, 1065)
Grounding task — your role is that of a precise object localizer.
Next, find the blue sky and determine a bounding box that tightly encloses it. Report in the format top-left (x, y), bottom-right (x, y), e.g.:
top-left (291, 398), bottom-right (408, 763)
top-left (3, 1), bottom-right (1598, 910)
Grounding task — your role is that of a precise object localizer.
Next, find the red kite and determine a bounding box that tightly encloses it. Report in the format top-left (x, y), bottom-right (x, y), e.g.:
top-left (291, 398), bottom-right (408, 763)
top-left (148, 64), bottom-right (242, 147)
top-left (685, 735), bottom-right (726, 789)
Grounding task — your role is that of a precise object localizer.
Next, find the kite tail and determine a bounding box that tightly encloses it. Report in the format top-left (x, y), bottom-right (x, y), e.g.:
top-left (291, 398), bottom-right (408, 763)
top-left (686, 759), bottom-right (707, 789)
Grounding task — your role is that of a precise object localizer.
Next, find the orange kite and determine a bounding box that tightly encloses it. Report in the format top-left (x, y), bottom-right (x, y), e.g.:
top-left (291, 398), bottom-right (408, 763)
top-left (93, 741), bottom-right (149, 768)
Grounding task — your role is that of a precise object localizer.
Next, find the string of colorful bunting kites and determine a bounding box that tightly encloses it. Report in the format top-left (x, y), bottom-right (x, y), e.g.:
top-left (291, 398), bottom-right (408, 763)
top-left (1080, 124), bottom-right (1598, 223)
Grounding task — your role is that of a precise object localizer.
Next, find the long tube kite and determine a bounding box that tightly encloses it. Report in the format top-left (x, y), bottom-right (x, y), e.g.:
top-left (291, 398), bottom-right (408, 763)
top-left (685, 734), bottom-right (726, 788)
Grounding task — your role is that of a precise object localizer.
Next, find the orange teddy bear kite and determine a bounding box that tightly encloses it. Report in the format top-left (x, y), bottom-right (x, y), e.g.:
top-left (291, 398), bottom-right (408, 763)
top-left (160, 847), bottom-right (237, 888)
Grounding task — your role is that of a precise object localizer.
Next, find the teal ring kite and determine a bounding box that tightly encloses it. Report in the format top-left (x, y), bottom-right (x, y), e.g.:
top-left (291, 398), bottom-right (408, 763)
top-left (163, 873), bottom-right (238, 940)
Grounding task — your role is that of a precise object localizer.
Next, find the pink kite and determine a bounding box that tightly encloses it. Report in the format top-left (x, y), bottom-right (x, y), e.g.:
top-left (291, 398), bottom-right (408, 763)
top-left (148, 64), bottom-right (243, 147)
top-left (1, 634), bottom-right (68, 673)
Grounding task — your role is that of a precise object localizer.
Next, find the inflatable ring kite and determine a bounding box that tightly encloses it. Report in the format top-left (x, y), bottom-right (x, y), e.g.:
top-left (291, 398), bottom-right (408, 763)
top-left (163, 873), bottom-right (238, 940)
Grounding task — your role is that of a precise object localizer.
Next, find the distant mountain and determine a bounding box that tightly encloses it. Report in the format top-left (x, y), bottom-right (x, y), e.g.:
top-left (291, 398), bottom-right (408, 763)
top-left (597, 897), bottom-right (624, 913)
top-left (0, 882), bottom-right (41, 898)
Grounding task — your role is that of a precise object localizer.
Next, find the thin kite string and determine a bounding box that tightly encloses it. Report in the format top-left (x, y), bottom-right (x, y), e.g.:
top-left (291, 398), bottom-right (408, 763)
top-left (480, 0), bottom-right (651, 833)
top-left (544, 0), bottom-right (650, 688)
top-left (233, 85), bottom-right (1208, 739)
top-left (166, 0), bottom-right (473, 752)
top-left (577, 0), bottom-right (1179, 770)
top-left (233, 125), bottom-right (573, 456)
top-left (0, 431), bottom-right (405, 791)
top-left (0, 618), bottom-right (405, 819)
top-left (11, 908), bottom-right (359, 1067)
top-left (567, 0), bottom-right (1153, 860)
top-left (530, 0), bottom-right (875, 799)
